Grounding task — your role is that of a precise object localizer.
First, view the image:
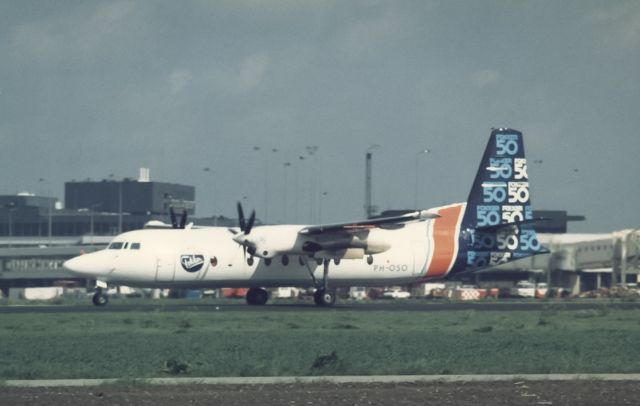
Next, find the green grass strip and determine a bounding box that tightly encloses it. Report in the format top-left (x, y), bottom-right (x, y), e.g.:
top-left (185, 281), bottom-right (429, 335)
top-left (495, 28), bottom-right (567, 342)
top-left (1, 307), bottom-right (639, 379)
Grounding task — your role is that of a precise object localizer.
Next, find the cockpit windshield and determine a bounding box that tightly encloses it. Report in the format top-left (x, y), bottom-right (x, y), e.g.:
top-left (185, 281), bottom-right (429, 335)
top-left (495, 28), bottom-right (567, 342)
top-left (108, 241), bottom-right (141, 250)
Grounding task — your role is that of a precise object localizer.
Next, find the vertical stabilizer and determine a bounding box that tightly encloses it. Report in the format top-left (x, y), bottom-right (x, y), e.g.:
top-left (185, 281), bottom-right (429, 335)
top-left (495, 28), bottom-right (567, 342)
top-left (463, 128), bottom-right (533, 229)
top-left (453, 128), bottom-right (544, 273)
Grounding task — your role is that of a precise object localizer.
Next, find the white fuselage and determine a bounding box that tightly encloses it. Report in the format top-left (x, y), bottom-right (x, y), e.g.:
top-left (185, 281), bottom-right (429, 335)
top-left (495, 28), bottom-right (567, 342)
top-left (65, 222), bottom-right (434, 289)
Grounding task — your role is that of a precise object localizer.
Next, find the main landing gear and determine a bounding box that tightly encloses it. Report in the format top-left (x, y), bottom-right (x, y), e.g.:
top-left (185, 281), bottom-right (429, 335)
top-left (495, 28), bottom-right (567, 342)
top-left (300, 257), bottom-right (337, 307)
top-left (92, 288), bottom-right (109, 306)
top-left (313, 259), bottom-right (337, 307)
top-left (243, 257), bottom-right (339, 307)
top-left (313, 287), bottom-right (336, 306)
top-left (245, 287), bottom-right (269, 305)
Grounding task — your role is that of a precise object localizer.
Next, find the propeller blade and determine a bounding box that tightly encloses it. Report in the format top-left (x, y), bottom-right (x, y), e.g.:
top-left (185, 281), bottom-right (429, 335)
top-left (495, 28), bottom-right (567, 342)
top-left (245, 210), bottom-right (256, 235)
top-left (237, 202), bottom-right (246, 232)
top-left (169, 207), bottom-right (178, 229)
top-left (179, 209), bottom-right (188, 229)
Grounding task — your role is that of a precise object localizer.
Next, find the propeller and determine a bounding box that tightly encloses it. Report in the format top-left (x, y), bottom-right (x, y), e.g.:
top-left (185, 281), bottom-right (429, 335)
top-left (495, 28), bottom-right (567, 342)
top-left (170, 207), bottom-right (178, 228)
top-left (233, 202), bottom-right (257, 259)
top-left (236, 202), bottom-right (256, 234)
top-left (169, 207), bottom-right (188, 229)
top-left (179, 209), bottom-right (188, 229)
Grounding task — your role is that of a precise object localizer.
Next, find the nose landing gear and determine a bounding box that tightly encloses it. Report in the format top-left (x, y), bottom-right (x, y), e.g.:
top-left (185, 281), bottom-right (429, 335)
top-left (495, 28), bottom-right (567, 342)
top-left (92, 288), bottom-right (109, 306)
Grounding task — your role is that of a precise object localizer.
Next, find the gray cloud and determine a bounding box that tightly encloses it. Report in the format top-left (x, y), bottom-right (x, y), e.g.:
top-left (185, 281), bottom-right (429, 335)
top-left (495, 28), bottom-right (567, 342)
top-left (0, 0), bottom-right (639, 231)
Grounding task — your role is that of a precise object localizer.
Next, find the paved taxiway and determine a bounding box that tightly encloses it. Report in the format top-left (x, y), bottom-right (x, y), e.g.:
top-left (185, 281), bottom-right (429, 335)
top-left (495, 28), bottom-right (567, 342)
top-left (3, 380), bottom-right (640, 406)
top-left (1, 300), bottom-right (639, 313)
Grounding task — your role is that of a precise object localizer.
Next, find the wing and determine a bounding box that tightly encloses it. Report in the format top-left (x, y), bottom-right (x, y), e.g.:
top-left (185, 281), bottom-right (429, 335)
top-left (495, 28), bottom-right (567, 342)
top-left (298, 209), bottom-right (440, 235)
top-left (231, 209), bottom-right (439, 259)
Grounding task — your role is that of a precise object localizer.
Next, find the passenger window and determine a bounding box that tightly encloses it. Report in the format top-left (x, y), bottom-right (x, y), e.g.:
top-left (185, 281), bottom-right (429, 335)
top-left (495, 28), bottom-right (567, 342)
top-left (108, 242), bottom-right (123, 250)
top-left (131, 243), bottom-right (141, 250)
top-left (124, 242), bottom-right (129, 249)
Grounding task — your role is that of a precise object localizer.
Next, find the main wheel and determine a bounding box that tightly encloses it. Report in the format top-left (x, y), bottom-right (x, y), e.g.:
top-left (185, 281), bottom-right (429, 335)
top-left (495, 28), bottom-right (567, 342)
top-left (246, 287), bottom-right (269, 305)
top-left (313, 288), bottom-right (336, 307)
top-left (92, 292), bottom-right (109, 306)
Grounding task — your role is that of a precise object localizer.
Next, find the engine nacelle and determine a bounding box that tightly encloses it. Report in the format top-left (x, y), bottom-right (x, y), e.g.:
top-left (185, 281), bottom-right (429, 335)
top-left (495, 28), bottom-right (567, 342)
top-left (314, 248), bottom-right (365, 260)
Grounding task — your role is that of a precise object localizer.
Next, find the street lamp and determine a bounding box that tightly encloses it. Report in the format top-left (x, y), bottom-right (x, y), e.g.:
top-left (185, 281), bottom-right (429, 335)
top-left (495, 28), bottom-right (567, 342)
top-left (266, 148), bottom-right (278, 223)
top-left (319, 191), bottom-right (328, 223)
top-left (38, 177), bottom-right (54, 244)
top-left (283, 162), bottom-right (291, 223)
top-left (306, 146), bottom-right (319, 222)
top-left (365, 144), bottom-right (381, 218)
top-left (203, 167), bottom-right (217, 226)
top-left (3, 201), bottom-right (17, 248)
top-left (89, 203), bottom-right (101, 248)
top-left (296, 155), bottom-right (306, 223)
top-left (414, 148), bottom-right (430, 209)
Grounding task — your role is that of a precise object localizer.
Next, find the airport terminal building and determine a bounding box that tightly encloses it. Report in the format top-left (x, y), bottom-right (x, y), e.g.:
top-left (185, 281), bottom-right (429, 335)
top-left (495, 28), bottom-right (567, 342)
top-left (0, 173), bottom-right (638, 298)
top-left (0, 177), bottom-right (195, 237)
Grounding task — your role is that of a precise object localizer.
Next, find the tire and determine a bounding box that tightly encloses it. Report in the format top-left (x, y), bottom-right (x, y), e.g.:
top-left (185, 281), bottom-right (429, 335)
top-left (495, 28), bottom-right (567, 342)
top-left (314, 288), bottom-right (336, 307)
top-left (246, 287), bottom-right (269, 305)
top-left (92, 292), bottom-right (109, 306)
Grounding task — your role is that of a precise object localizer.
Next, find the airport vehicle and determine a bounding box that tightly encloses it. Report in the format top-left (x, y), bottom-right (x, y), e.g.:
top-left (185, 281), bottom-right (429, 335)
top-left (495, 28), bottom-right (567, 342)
top-left (64, 128), bottom-right (545, 306)
top-left (509, 281), bottom-right (548, 298)
top-left (382, 287), bottom-right (411, 299)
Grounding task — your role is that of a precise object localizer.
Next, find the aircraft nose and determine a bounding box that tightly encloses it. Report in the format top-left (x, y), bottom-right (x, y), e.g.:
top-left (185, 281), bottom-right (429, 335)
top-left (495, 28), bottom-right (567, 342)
top-left (64, 253), bottom-right (112, 277)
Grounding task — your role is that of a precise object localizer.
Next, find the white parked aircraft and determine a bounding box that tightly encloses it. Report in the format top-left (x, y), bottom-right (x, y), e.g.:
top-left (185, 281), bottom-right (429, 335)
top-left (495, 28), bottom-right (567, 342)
top-left (64, 128), bottom-right (545, 306)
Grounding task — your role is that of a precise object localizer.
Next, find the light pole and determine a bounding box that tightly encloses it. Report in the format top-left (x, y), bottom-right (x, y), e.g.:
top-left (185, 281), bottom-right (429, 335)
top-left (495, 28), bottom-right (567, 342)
top-left (319, 191), bottom-right (328, 223)
top-left (253, 146), bottom-right (280, 224)
top-left (265, 148), bottom-right (278, 224)
top-left (4, 202), bottom-right (17, 248)
top-left (108, 174), bottom-right (123, 234)
top-left (89, 203), bottom-right (101, 249)
top-left (38, 177), bottom-right (53, 244)
top-left (203, 167), bottom-right (217, 226)
top-left (306, 146), bottom-right (318, 222)
top-left (414, 148), bottom-right (430, 209)
top-left (283, 162), bottom-right (291, 223)
top-left (296, 155), bottom-right (306, 223)
top-left (365, 144), bottom-right (381, 218)
top-left (118, 181), bottom-right (123, 234)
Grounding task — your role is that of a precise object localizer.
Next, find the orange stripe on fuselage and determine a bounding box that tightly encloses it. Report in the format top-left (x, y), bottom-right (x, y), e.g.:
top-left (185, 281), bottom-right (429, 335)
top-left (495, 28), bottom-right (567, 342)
top-left (425, 204), bottom-right (464, 279)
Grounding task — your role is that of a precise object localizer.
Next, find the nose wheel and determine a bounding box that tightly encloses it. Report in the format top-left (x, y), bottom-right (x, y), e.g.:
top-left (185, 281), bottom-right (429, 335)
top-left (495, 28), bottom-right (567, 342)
top-left (92, 289), bottom-right (109, 306)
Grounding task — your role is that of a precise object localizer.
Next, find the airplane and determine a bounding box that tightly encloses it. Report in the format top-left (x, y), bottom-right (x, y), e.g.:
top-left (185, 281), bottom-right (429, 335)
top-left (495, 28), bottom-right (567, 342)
top-left (64, 128), bottom-right (546, 306)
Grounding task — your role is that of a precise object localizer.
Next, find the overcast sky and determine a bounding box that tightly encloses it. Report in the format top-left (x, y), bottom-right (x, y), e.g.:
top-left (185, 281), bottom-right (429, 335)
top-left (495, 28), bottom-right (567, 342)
top-left (1, 1), bottom-right (639, 232)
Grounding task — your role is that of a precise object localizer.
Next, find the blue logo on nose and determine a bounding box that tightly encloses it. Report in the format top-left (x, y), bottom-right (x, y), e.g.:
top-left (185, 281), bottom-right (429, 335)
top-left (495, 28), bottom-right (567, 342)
top-left (180, 255), bottom-right (205, 272)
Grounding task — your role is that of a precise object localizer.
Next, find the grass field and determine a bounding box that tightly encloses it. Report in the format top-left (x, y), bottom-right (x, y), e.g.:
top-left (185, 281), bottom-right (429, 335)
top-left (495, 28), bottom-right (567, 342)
top-left (1, 305), bottom-right (640, 379)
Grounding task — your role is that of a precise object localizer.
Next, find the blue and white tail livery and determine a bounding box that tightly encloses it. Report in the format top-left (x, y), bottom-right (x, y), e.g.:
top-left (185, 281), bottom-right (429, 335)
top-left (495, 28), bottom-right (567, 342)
top-left (454, 128), bottom-right (544, 273)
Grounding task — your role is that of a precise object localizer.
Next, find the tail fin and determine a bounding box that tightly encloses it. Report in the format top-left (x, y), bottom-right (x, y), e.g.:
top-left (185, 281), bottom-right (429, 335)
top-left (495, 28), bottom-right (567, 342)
top-left (460, 128), bottom-right (544, 271)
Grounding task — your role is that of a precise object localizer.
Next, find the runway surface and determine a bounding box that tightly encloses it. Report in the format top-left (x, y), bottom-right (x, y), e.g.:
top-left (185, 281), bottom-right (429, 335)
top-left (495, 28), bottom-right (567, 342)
top-left (2, 379), bottom-right (639, 406)
top-left (1, 300), bottom-right (639, 313)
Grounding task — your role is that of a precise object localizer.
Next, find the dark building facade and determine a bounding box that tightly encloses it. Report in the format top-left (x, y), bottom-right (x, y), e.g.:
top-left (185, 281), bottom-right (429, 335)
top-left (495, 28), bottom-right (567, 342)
top-left (65, 179), bottom-right (195, 215)
top-left (0, 195), bottom-right (58, 237)
top-left (0, 179), bottom-right (196, 237)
